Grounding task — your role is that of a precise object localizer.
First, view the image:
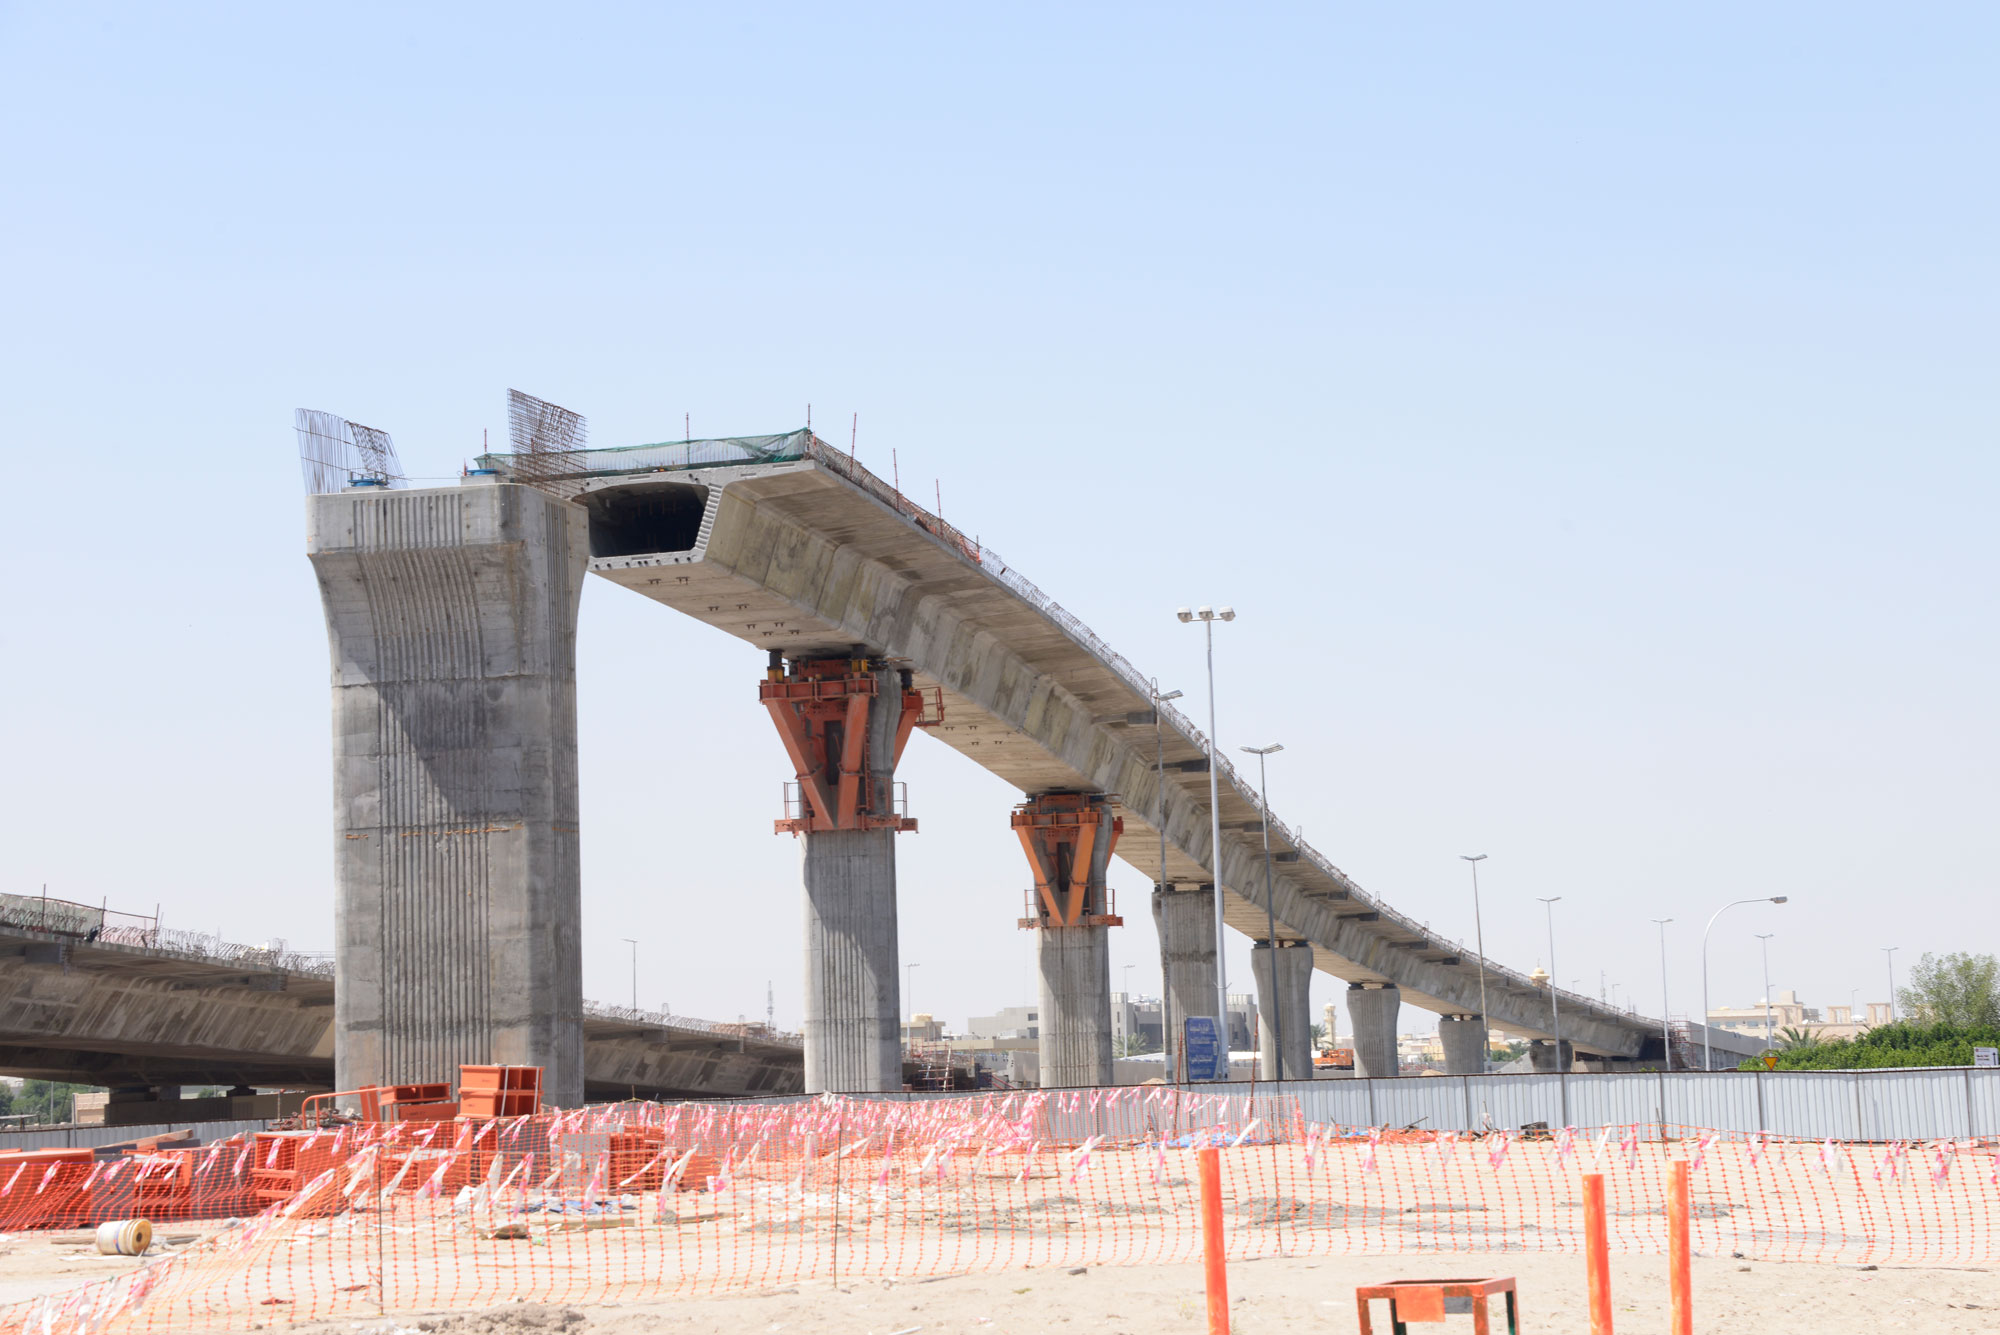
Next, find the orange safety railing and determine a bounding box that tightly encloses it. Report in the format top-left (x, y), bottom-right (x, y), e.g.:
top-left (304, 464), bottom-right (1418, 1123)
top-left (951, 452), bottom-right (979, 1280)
top-left (0, 1087), bottom-right (1996, 1334)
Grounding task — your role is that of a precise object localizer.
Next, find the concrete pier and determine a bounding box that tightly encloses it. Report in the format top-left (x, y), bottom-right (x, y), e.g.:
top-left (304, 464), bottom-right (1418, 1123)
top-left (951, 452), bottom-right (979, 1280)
top-left (1037, 925), bottom-right (1112, 1087)
top-left (802, 829), bottom-right (901, 1091)
top-left (1346, 983), bottom-right (1401, 1079)
top-left (764, 659), bottom-right (914, 1093)
top-left (1251, 941), bottom-right (1314, 1080)
top-left (1153, 884), bottom-right (1218, 1079)
top-left (1437, 1015), bottom-right (1489, 1075)
top-left (308, 480), bottom-right (588, 1105)
top-left (1015, 793), bottom-right (1119, 1088)
top-left (1528, 1038), bottom-right (1574, 1073)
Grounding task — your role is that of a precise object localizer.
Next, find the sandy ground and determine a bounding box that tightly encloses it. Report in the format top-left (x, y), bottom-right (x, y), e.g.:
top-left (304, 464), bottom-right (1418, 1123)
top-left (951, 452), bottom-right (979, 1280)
top-left (209, 1252), bottom-right (2000, 1335)
top-left (0, 1227), bottom-right (230, 1307)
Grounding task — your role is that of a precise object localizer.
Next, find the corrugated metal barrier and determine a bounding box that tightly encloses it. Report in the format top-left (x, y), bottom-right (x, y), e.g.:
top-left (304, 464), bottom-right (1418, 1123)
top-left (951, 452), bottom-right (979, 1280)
top-left (0, 1119), bottom-right (273, 1153)
top-left (865, 1066), bottom-right (2000, 1142)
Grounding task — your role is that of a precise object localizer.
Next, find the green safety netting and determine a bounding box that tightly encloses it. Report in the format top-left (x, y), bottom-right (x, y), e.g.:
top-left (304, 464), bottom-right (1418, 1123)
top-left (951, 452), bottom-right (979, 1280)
top-left (475, 427), bottom-right (813, 478)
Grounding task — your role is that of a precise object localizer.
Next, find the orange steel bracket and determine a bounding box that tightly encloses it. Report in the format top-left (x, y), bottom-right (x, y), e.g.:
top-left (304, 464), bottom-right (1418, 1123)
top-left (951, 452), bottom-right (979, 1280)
top-left (760, 692), bottom-right (837, 828)
top-left (759, 660), bottom-right (918, 836)
top-left (1012, 793), bottom-right (1124, 928)
top-left (831, 689), bottom-right (872, 828)
top-left (890, 689), bottom-right (933, 766)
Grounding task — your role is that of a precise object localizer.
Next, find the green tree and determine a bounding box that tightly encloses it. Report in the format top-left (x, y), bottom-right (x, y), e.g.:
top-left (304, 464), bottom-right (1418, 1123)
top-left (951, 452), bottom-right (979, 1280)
top-left (1776, 1025), bottom-right (1821, 1051)
top-left (1899, 952), bottom-right (2000, 1028)
top-left (16, 1081), bottom-right (95, 1124)
top-left (1746, 1020), bottom-right (2000, 1070)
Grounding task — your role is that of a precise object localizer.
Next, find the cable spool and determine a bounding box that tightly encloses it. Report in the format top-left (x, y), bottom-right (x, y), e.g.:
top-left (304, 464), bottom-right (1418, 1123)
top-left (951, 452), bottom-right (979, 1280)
top-left (93, 1218), bottom-right (152, 1256)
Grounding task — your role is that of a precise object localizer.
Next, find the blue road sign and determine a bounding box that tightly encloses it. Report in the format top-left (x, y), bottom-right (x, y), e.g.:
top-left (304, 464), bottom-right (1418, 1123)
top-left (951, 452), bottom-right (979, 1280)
top-left (1183, 1016), bottom-right (1224, 1082)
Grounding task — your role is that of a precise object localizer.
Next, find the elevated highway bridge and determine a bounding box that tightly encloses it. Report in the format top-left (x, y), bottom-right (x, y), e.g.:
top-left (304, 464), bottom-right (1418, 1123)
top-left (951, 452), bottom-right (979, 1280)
top-left (553, 434), bottom-right (1763, 1076)
top-left (300, 402), bottom-right (1761, 1100)
top-left (0, 914), bottom-right (803, 1115)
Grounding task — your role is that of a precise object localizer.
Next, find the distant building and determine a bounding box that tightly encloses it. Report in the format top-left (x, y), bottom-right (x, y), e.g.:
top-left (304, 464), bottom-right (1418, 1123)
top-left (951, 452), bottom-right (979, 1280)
top-left (969, 993), bottom-right (1253, 1053)
top-left (965, 1004), bottom-right (1040, 1041)
top-left (1707, 990), bottom-right (1890, 1044)
top-left (1110, 992), bottom-right (1165, 1052)
top-left (900, 1012), bottom-right (947, 1044)
top-left (1392, 1026), bottom-right (1519, 1073)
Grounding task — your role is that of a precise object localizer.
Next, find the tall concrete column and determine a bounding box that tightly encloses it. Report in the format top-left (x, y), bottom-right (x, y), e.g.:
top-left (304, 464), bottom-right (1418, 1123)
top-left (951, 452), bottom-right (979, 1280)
top-left (1437, 1015), bottom-right (1489, 1075)
top-left (1251, 941), bottom-right (1314, 1081)
top-left (1346, 983), bottom-right (1401, 1079)
top-left (802, 827), bottom-right (900, 1092)
top-left (308, 479), bottom-right (587, 1105)
top-left (1154, 884), bottom-right (1217, 1080)
top-left (1015, 793), bottom-right (1120, 1088)
top-left (1037, 924), bottom-right (1112, 1087)
top-left (764, 657), bottom-right (920, 1093)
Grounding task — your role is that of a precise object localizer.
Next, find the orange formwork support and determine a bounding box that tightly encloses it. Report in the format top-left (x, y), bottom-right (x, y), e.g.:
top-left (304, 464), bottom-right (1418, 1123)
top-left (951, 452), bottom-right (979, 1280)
top-left (759, 656), bottom-right (931, 835)
top-left (1012, 792), bottom-right (1124, 928)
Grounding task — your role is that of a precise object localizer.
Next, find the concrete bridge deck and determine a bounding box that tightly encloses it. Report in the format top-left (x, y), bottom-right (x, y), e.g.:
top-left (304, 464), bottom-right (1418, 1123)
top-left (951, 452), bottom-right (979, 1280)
top-left (483, 431), bottom-right (1762, 1070)
top-left (0, 925), bottom-right (803, 1102)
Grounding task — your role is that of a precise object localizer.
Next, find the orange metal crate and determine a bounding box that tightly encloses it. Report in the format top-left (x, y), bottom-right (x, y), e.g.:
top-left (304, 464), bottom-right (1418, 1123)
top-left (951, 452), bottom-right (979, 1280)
top-left (0, 1150), bottom-right (95, 1229)
top-left (249, 1133), bottom-right (353, 1214)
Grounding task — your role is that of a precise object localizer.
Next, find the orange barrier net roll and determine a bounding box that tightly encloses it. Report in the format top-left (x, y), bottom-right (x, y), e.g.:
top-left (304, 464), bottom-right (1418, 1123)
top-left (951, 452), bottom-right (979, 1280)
top-left (5, 1088), bottom-right (1998, 1333)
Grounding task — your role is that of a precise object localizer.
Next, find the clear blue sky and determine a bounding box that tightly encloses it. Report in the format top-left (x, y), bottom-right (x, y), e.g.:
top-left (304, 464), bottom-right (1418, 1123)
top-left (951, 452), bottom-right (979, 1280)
top-left (3, 5), bottom-right (1993, 1041)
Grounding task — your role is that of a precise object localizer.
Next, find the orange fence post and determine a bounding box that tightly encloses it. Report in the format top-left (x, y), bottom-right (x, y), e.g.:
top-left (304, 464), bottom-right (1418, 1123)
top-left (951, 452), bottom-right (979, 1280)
top-left (1667, 1159), bottom-right (1693, 1335)
top-left (1198, 1145), bottom-right (1229, 1335)
top-left (1583, 1170), bottom-right (1613, 1334)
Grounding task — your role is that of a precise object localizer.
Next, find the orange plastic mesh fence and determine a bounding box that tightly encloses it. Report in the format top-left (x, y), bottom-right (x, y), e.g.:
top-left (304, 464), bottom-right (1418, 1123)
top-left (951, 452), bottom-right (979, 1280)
top-left (5, 1088), bottom-right (1997, 1333)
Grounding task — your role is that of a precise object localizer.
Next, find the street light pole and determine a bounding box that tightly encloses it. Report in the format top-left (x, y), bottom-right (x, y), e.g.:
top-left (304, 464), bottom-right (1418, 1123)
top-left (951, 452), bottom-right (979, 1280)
top-left (1177, 606), bottom-right (1236, 1046)
top-left (620, 937), bottom-right (637, 1011)
top-left (905, 962), bottom-right (920, 1036)
top-left (1651, 918), bottom-right (1673, 1069)
top-left (1755, 933), bottom-right (1776, 1048)
top-left (1151, 682), bottom-right (1183, 1061)
top-left (1461, 855), bottom-right (1490, 1072)
top-left (1536, 896), bottom-right (1563, 1108)
top-left (1700, 895), bottom-right (1789, 1071)
top-left (1242, 743), bottom-right (1285, 1078)
top-left (1883, 947), bottom-right (1899, 1023)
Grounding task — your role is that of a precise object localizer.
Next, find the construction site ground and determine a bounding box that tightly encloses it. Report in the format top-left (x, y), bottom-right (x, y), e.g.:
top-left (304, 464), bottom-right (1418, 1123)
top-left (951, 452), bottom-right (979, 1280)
top-left (0, 1227), bottom-right (231, 1307)
top-left (105, 1252), bottom-right (2000, 1334)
